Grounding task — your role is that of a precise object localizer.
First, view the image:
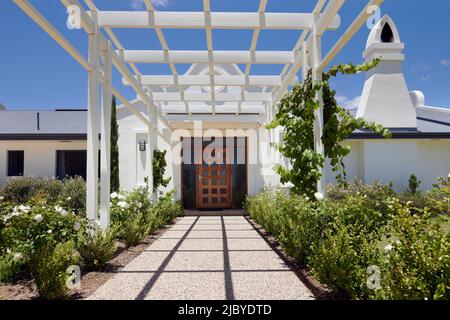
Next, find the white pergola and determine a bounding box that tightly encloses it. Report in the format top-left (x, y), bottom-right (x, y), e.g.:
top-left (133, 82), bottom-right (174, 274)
top-left (13, 0), bottom-right (384, 229)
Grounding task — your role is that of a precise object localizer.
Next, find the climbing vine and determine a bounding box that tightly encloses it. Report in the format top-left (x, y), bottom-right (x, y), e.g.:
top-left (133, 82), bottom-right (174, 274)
top-left (267, 59), bottom-right (392, 197)
top-left (152, 149), bottom-right (171, 193)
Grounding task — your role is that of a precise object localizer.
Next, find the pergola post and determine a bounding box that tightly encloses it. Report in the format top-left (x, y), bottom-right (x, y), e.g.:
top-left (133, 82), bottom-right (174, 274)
top-left (86, 13), bottom-right (100, 223)
top-left (147, 105), bottom-right (155, 199)
top-left (312, 18), bottom-right (326, 195)
top-left (99, 40), bottom-right (113, 230)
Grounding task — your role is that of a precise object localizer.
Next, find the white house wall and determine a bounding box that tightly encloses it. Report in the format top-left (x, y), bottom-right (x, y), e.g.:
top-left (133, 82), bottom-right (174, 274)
top-left (0, 140), bottom-right (87, 186)
top-left (418, 140), bottom-right (450, 190)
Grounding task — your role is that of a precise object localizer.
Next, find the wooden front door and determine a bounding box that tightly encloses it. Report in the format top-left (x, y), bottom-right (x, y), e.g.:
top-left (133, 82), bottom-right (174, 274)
top-left (196, 146), bottom-right (232, 209)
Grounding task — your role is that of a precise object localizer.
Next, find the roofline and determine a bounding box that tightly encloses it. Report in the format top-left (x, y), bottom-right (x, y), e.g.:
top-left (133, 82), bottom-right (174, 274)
top-left (0, 134), bottom-right (91, 141)
top-left (348, 131), bottom-right (450, 140)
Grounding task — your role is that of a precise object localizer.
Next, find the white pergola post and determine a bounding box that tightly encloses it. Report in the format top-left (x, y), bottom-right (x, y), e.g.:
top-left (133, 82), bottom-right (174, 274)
top-left (146, 105), bottom-right (155, 198)
top-left (99, 40), bottom-right (113, 230)
top-left (86, 14), bottom-right (100, 223)
top-left (312, 17), bottom-right (326, 195)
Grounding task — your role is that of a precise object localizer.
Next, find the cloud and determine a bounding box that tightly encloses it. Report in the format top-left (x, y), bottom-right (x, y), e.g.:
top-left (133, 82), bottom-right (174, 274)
top-left (420, 75), bottom-right (431, 81)
top-left (131, 0), bottom-right (170, 10)
top-left (336, 95), bottom-right (361, 109)
top-left (441, 59), bottom-right (450, 67)
top-left (410, 63), bottom-right (430, 73)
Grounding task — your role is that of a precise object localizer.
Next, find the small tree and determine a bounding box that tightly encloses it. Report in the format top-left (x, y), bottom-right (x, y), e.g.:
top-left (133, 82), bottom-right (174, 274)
top-left (407, 174), bottom-right (421, 194)
top-left (152, 149), bottom-right (171, 193)
top-left (110, 96), bottom-right (120, 193)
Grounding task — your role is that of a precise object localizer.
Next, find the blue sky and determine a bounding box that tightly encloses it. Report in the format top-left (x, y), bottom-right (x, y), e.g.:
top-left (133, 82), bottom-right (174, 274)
top-left (0, 0), bottom-right (449, 110)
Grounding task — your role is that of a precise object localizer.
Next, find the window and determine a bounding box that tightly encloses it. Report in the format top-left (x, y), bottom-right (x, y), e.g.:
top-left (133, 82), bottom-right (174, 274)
top-left (56, 150), bottom-right (87, 180)
top-left (7, 151), bottom-right (24, 176)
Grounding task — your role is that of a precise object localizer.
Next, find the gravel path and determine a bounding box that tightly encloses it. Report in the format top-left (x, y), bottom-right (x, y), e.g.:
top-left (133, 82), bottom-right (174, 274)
top-left (87, 216), bottom-right (315, 300)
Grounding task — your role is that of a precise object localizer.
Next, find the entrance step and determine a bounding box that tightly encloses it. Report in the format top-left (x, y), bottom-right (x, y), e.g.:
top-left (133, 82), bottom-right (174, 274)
top-left (184, 209), bottom-right (246, 216)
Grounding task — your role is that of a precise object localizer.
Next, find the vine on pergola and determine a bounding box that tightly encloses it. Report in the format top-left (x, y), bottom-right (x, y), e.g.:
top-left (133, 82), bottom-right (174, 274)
top-left (267, 59), bottom-right (392, 197)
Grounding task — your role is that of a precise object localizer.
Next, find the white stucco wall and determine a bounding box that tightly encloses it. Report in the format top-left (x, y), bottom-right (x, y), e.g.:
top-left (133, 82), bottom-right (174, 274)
top-left (0, 140), bottom-right (87, 186)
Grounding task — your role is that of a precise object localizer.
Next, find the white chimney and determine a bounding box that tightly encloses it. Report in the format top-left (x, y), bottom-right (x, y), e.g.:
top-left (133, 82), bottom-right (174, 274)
top-left (356, 15), bottom-right (417, 129)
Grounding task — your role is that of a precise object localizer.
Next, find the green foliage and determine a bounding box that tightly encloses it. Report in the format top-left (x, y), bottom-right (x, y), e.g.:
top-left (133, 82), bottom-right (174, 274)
top-left (111, 188), bottom-right (182, 246)
top-left (147, 191), bottom-right (183, 233)
top-left (30, 241), bottom-right (79, 300)
top-left (407, 174), bottom-right (421, 195)
top-left (0, 252), bottom-right (28, 283)
top-left (1, 177), bottom-right (64, 204)
top-left (58, 177), bottom-right (86, 215)
top-left (110, 96), bottom-right (120, 193)
top-left (427, 175), bottom-right (450, 216)
top-left (110, 189), bottom-right (150, 246)
top-left (76, 228), bottom-right (117, 271)
top-left (374, 202), bottom-right (450, 300)
top-left (267, 60), bottom-right (391, 197)
top-left (152, 149), bottom-right (171, 193)
top-left (245, 178), bottom-right (450, 300)
top-left (0, 177), bottom-right (86, 215)
top-left (309, 221), bottom-right (381, 299)
top-left (245, 189), bottom-right (329, 263)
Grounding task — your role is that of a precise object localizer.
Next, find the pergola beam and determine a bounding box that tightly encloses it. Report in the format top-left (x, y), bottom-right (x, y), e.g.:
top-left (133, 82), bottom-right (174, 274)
top-left (60, 0), bottom-right (172, 132)
top-left (319, 0), bottom-right (385, 71)
top-left (119, 50), bottom-right (295, 65)
top-left (94, 11), bottom-right (341, 30)
top-left (124, 75), bottom-right (296, 87)
top-left (150, 92), bottom-right (273, 103)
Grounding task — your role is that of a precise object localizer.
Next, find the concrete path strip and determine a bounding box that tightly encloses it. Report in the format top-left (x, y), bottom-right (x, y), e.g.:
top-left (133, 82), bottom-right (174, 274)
top-left (87, 216), bottom-right (315, 300)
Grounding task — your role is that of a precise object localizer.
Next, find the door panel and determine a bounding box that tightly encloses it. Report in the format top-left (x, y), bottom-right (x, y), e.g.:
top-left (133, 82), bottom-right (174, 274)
top-left (196, 146), bottom-right (232, 209)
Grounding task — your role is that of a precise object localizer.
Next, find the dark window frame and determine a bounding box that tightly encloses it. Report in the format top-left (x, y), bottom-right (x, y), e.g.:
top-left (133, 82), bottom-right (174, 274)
top-left (7, 150), bottom-right (24, 177)
top-left (56, 150), bottom-right (87, 180)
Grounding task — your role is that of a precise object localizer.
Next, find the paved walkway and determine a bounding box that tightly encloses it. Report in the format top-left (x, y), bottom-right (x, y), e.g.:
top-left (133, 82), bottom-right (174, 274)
top-left (87, 216), bottom-right (314, 300)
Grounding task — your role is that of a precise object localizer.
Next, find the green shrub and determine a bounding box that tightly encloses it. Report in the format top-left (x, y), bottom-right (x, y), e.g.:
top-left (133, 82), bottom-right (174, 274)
top-left (31, 241), bottom-right (79, 300)
top-left (147, 191), bottom-right (182, 233)
top-left (246, 190), bottom-right (329, 264)
top-left (1, 177), bottom-right (64, 204)
top-left (427, 175), bottom-right (450, 216)
top-left (309, 221), bottom-right (381, 299)
top-left (58, 177), bottom-right (86, 215)
top-left (374, 204), bottom-right (450, 300)
top-left (0, 177), bottom-right (86, 215)
top-left (111, 188), bottom-right (181, 246)
top-left (76, 228), bottom-right (117, 271)
top-left (0, 252), bottom-right (28, 283)
top-left (111, 189), bottom-right (150, 246)
top-left (327, 180), bottom-right (395, 209)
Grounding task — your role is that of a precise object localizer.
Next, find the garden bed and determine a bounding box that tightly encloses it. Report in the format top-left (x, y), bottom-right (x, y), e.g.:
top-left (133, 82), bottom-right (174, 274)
top-left (244, 178), bottom-right (450, 300)
top-left (0, 177), bottom-right (183, 300)
top-left (0, 218), bottom-right (180, 300)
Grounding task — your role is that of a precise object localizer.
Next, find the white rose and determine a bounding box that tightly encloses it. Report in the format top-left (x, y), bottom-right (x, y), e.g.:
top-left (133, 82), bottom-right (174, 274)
top-left (117, 201), bottom-right (128, 208)
top-left (13, 253), bottom-right (23, 262)
top-left (110, 192), bottom-right (118, 199)
top-left (314, 192), bottom-right (325, 201)
top-left (384, 244), bottom-right (393, 251)
top-left (18, 205), bottom-right (31, 213)
top-left (0, 196), bottom-right (4, 201)
top-left (117, 194), bottom-right (126, 200)
top-left (47, 229), bottom-right (53, 234)
top-left (448, 173), bottom-right (450, 179)
top-left (55, 206), bottom-right (68, 217)
top-left (73, 221), bottom-right (81, 231)
top-left (34, 214), bottom-right (44, 223)
top-left (66, 197), bottom-right (72, 201)
top-left (136, 202), bottom-right (142, 208)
